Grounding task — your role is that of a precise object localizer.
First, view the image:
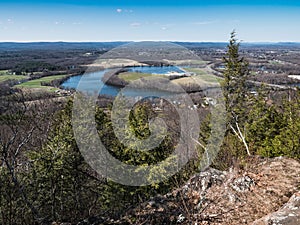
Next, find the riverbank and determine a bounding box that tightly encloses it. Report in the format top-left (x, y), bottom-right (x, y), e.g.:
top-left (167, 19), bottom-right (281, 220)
top-left (99, 65), bottom-right (220, 94)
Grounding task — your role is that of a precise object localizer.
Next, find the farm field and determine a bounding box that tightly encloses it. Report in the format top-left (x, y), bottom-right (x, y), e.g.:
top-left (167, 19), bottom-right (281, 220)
top-left (184, 67), bottom-right (223, 83)
top-left (15, 74), bottom-right (68, 91)
top-left (165, 59), bottom-right (208, 66)
top-left (0, 75), bottom-right (28, 83)
top-left (0, 70), bottom-right (28, 82)
top-left (118, 72), bottom-right (164, 81)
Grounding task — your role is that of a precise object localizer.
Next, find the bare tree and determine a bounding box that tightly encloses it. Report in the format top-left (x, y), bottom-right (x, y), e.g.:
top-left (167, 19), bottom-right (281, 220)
top-left (0, 91), bottom-right (63, 223)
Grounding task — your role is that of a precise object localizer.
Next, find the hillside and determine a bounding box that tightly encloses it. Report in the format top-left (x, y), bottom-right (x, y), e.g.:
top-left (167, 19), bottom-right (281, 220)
top-left (71, 157), bottom-right (300, 225)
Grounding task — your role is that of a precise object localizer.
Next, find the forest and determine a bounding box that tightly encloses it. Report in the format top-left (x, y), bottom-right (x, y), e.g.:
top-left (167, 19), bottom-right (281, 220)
top-left (0, 33), bottom-right (300, 224)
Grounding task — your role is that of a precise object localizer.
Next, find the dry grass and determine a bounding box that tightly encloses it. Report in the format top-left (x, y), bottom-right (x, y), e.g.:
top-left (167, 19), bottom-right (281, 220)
top-left (118, 72), bottom-right (164, 81)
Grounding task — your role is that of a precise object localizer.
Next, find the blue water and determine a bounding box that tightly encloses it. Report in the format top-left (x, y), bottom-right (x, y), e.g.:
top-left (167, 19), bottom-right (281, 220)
top-left (128, 66), bottom-right (184, 74)
top-left (61, 70), bottom-right (120, 96)
top-left (61, 66), bottom-right (184, 97)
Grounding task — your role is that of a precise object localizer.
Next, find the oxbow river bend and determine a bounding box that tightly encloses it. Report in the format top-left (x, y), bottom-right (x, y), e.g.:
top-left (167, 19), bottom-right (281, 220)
top-left (61, 66), bottom-right (185, 97)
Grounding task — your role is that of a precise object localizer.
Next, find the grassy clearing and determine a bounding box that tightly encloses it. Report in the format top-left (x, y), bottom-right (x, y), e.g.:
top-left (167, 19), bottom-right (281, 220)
top-left (184, 67), bottom-right (207, 75)
top-left (0, 70), bottom-right (9, 75)
top-left (0, 70), bottom-right (30, 82)
top-left (172, 77), bottom-right (212, 86)
top-left (184, 67), bottom-right (223, 83)
top-left (0, 74), bottom-right (28, 82)
top-left (166, 59), bottom-right (208, 66)
top-left (172, 77), bottom-right (220, 90)
top-left (91, 59), bottom-right (147, 68)
top-left (269, 60), bottom-right (284, 65)
top-left (15, 75), bottom-right (68, 92)
top-left (118, 72), bottom-right (164, 81)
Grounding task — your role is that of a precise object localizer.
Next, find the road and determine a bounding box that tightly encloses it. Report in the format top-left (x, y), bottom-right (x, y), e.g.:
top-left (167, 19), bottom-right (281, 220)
top-left (206, 62), bottom-right (298, 91)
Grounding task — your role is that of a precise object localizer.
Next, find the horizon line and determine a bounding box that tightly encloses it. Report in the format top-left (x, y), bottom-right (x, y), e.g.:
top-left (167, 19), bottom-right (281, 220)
top-left (1, 40), bottom-right (300, 44)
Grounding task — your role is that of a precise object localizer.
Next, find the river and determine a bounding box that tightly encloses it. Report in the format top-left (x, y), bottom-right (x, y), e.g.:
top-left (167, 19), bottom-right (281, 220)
top-left (61, 66), bottom-right (186, 97)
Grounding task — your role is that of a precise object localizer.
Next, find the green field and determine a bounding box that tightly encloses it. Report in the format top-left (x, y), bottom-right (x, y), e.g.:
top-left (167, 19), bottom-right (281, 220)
top-left (269, 60), bottom-right (285, 65)
top-left (184, 67), bottom-right (223, 83)
top-left (166, 59), bottom-right (208, 66)
top-left (118, 72), bottom-right (164, 81)
top-left (0, 70), bottom-right (9, 75)
top-left (0, 75), bottom-right (28, 83)
top-left (0, 70), bottom-right (28, 82)
top-left (184, 67), bottom-right (207, 75)
top-left (15, 74), bottom-right (68, 91)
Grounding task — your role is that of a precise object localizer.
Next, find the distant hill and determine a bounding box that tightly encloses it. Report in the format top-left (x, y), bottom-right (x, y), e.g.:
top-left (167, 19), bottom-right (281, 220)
top-left (175, 41), bottom-right (300, 49)
top-left (0, 42), bottom-right (128, 51)
top-left (1, 41), bottom-right (300, 51)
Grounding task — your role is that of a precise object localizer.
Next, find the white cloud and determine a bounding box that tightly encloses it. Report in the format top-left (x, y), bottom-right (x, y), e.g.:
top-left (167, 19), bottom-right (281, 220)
top-left (72, 22), bottom-right (82, 25)
top-left (54, 21), bottom-right (65, 25)
top-left (7, 18), bottom-right (14, 24)
top-left (117, 8), bottom-right (133, 13)
top-left (161, 27), bottom-right (167, 30)
top-left (191, 20), bottom-right (218, 25)
top-left (130, 22), bottom-right (141, 28)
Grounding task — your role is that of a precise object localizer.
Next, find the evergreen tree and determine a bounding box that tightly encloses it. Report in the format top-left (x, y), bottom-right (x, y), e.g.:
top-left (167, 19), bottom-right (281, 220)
top-left (262, 90), bottom-right (300, 158)
top-left (222, 31), bottom-right (251, 156)
top-left (28, 100), bottom-right (101, 223)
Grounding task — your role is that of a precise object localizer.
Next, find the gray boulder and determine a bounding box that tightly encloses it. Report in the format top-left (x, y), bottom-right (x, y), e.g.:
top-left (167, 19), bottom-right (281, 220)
top-left (252, 191), bottom-right (300, 225)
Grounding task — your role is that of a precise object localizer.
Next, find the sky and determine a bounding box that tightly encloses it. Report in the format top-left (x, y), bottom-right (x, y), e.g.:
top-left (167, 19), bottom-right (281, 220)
top-left (0, 0), bottom-right (300, 42)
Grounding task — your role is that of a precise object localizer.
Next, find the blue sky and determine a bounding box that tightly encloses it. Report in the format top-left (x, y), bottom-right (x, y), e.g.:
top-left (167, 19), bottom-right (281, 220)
top-left (0, 0), bottom-right (300, 42)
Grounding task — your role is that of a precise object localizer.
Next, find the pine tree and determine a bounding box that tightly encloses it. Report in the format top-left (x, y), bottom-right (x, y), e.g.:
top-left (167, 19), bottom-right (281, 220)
top-left (28, 100), bottom-right (101, 223)
top-left (222, 31), bottom-right (251, 156)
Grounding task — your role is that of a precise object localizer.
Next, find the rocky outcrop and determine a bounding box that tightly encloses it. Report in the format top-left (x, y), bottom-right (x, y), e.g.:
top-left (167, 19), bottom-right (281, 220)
top-left (61, 157), bottom-right (300, 225)
top-left (252, 191), bottom-right (300, 225)
top-left (126, 157), bottom-right (300, 225)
